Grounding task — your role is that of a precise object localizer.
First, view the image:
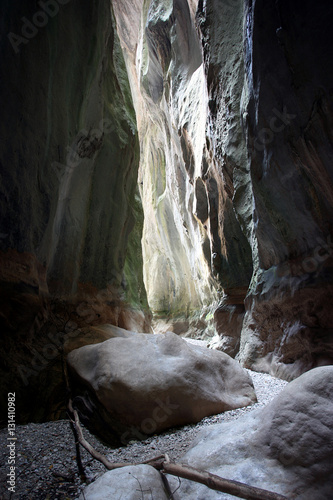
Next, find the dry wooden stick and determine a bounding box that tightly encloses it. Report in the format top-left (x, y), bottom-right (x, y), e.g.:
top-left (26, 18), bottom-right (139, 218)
top-left (68, 400), bottom-right (131, 470)
top-left (161, 462), bottom-right (287, 500)
top-left (68, 414), bottom-right (87, 480)
top-left (68, 400), bottom-right (287, 500)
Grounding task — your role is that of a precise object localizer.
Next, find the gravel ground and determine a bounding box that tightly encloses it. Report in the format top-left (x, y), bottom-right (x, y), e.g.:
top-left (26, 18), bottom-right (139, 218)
top-left (0, 342), bottom-right (288, 500)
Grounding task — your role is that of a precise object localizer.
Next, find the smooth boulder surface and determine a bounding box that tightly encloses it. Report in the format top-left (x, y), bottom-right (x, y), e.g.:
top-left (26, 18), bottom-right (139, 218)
top-left (67, 331), bottom-right (256, 444)
top-left (63, 323), bottom-right (137, 355)
top-left (166, 366), bottom-right (333, 499)
top-left (78, 464), bottom-right (168, 500)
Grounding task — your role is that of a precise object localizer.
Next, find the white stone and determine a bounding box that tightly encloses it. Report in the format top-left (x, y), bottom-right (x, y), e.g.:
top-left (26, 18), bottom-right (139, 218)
top-left (167, 366), bottom-right (333, 499)
top-left (79, 464), bottom-right (168, 500)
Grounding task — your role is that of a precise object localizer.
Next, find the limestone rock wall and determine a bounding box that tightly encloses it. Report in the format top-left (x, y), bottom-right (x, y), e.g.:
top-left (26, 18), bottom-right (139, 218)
top-left (112, 0), bottom-right (255, 334)
top-left (1, 0), bottom-right (333, 425)
top-left (113, 0), bottom-right (218, 321)
top-left (238, 0), bottom-right (333, 379)
top-left (112, 0), bottom-right (333, 378)
top-left (0, 0), bottom-right (149, 422)
top-left (197, 0), bottom-right (254, 351)
top-left (180, 0), bottom-right (333, 379)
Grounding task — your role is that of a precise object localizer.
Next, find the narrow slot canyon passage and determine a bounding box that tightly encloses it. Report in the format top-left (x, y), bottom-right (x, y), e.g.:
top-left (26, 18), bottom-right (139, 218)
top-left (0, 0), bottom-right (333, 498)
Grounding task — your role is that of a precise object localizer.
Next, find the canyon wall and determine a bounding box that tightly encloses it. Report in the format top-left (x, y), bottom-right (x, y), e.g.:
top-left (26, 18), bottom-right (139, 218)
top-left (1, 0), bottom-right (333, 423)
top-left (113, 0), bottom-right (219, 326)
top-left (239, 0), bottom-right (333, 379)
top-left (112, 0), bottom-right (253, 338)
top-left (195, 0), bottom-right (333, 379)
top-left (113, 0), bottom-right (333, 378)
top-left (0, 0), bottom-right (149, 422)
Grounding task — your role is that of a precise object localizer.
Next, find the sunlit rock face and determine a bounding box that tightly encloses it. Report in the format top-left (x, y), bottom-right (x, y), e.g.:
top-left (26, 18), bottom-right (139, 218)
top-left (114, 0), bottom-right (218, 321)
top-left (112, 0), bottom-right (253, 331)
top-left (0, 0), bottom-right (149, 422)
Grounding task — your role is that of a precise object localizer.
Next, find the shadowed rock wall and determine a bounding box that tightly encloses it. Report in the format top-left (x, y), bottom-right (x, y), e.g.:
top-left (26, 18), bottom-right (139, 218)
top-left (0, 0), bottom-right (149, 423)
top-left (239, 0), bottom-right (333, 379)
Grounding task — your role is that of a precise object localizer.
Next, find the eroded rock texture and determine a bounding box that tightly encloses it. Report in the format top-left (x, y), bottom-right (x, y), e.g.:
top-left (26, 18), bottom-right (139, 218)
top-left (111, 0), bottom-right (255, 342)
top-left (113, 0), bottom-right (219, 323)
top-left (1, 0), bottom-right (333, 424)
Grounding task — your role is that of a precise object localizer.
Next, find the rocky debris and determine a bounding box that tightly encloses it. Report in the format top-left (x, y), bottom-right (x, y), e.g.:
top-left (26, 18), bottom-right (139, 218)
top-left (67, 332), bottom-right (257, 445)
top-left (78, 464), bottom-right (168, 500)
top-left (0, 369), bottom-right (287, 499)
top-left (167, 366), bottom-right (333, 499)
top-left (153, 315), bottom-right (216, 340)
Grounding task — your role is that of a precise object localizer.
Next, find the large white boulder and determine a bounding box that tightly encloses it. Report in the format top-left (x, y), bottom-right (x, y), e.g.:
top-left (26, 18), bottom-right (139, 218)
top-left (67, 331), bottom-right (256, 444)
top-left (167, 366), bottom-right (333, 499)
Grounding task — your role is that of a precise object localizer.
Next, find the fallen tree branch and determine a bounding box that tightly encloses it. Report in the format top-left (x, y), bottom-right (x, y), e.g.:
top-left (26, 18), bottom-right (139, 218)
top-left (161, 462), bottom-right (287, 500)
top-left (68, 411), bottom-right (87, 481)
top-left (68, 400), bottom-right (287, 500)
top-left (68, 400), bottom-right (130, 470)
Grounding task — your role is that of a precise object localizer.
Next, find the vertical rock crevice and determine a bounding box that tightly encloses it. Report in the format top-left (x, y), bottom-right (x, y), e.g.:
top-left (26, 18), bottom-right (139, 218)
top-left (113, 0), bottom-right (220, 333)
